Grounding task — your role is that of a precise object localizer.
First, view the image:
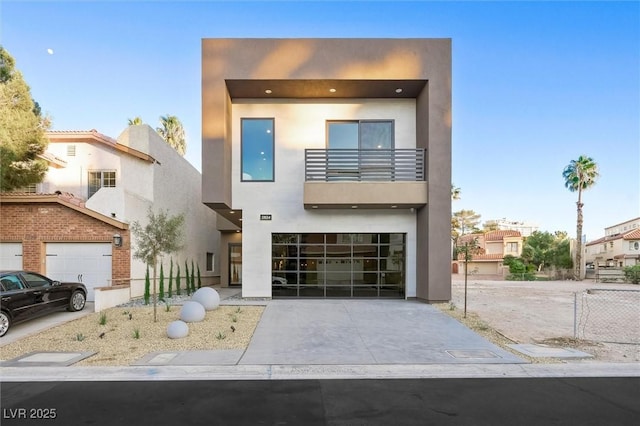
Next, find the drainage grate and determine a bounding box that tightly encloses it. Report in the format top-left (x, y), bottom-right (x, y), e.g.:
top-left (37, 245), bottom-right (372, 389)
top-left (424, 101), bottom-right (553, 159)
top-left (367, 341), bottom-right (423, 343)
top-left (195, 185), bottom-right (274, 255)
top-left (445, 350), bottom-right (501, 359)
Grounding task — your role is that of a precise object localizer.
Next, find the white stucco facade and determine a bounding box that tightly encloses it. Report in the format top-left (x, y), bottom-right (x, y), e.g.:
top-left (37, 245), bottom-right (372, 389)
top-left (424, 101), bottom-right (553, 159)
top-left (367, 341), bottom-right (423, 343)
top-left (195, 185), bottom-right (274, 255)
top-left (43, 126), bottom-right (220, 287)
top-left (231, 100), bottom-right (419, 297)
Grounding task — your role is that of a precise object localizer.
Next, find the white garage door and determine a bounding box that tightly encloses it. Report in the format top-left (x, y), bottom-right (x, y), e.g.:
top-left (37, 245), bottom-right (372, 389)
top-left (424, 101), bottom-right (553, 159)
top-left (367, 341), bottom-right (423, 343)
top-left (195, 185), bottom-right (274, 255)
top-left (46, 243), bottom-right (112, 302)
top-left (0, 243), bottom-right (23, 270)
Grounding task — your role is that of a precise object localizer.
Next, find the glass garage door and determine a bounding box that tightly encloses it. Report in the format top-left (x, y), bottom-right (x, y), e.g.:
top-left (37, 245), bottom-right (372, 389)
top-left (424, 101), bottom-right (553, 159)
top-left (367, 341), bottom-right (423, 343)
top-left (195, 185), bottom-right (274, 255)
top-left (272, 233), bottom-right (405, 298)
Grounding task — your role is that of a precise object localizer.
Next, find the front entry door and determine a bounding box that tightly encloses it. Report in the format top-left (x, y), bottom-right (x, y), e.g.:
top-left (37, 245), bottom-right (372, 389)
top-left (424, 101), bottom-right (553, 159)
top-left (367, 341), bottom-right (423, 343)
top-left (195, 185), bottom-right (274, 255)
top-left (229, 244), bottom-right (242, 286)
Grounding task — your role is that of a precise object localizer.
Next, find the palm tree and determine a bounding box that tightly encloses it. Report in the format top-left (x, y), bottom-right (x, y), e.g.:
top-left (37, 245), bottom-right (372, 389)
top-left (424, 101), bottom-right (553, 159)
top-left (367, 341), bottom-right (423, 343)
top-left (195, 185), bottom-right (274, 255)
top-left (451, 184), bottom-right (461, 200)
top-left (562, 155), bottom-right (599, 280)
top-left (127, 117), bottom-right (143, 125)
top-left (156, 115), bottom-right (186, 156)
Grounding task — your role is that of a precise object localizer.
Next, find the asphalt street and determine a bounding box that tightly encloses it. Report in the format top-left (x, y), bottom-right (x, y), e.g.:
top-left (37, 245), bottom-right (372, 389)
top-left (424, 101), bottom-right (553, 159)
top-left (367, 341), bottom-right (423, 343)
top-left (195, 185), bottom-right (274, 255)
top-left (1, 377), bottom-right (639, 425)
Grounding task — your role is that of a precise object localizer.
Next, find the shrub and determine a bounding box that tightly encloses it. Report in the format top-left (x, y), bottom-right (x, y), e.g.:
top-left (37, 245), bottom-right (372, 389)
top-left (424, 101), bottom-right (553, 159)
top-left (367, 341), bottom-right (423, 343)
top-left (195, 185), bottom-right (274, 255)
top-left (623, 265), bottom-right (640, 284)
top-left (168, 258), bottom-right (174, 298)
top-left (190, 260), bottom-right (196, 293)
top-left (99, 312), bottom-right (107, 325)
top-left (197, 264), bottom-right (202, 289)
top-left (144, 265), bottom-right (150, 305)
top-left (176, 264), bottom-right (181, 296)
top-left (159, 263), bottom-right (165, 301)
top-left (184, 261), bottom-right (190, 295)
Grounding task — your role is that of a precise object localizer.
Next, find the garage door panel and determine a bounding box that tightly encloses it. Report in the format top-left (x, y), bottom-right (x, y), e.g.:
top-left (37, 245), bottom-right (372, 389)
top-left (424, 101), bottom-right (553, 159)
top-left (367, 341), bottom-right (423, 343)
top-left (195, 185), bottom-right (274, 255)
top-left (0, 243), bottom-right (23, 270)
top-left (46, 243), bottom-right (112, 302)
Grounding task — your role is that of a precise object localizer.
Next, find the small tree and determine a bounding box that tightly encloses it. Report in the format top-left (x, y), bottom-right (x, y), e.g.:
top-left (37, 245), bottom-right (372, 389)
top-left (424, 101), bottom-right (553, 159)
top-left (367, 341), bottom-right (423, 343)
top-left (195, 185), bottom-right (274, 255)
top-left (184, 260), bottom-right (191, 295)
top-left (190, 260), bottom-right (196, 293)
top-left (143, 265), bottom-right (150, 305)
top-left (197, 264), bottom-right (202, 289)
top-left (459, 238), bottom-right (479, 318)
top-left (131, 208), bottom-right (184, 322)
top-left (168, 258), bottom-right (174, 298)
top-left (159, 263), bottom-right (165, 301)
top-left (176, 264), bottom-right (181, 296)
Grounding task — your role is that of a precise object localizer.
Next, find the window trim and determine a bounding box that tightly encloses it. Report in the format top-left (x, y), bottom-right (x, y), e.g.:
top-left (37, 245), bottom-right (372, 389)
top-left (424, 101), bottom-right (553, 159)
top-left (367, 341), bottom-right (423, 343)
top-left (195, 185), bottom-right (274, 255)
top-left (240, 117), bottom-right (275, 182)
top-left (88, 170), bottom-right (117, 198)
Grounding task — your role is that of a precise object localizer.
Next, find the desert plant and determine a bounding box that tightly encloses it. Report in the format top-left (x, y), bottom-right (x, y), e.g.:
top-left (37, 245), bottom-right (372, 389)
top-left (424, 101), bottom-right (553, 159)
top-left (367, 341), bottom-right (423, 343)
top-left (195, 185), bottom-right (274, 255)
top-left (230, 314), bottom-right (238, 323)
top-left (197, 264), bottom-right (202, 289)
top-left (159, 262), bottom-right (165, 301)
top-left (168, 258), bottom-right (174, 298)
top-left (449, 302), bottom-right (456, 311)
top-left (133, 328), bottom-right (141, 339)
top-left (215, 331), bottom-right (226, 340)
top-left (235, 307), bottom-right (242, 314)
top-left (176, 265), bottom-right (181, 296)
top-left (75, 333), bottom-right (85, 341)
top-left (99, 312), bottom-right (107, 325)
top-left (164, 301), bottom-right (171, 312)
top-left (144, 265), bottom-right (150, 305)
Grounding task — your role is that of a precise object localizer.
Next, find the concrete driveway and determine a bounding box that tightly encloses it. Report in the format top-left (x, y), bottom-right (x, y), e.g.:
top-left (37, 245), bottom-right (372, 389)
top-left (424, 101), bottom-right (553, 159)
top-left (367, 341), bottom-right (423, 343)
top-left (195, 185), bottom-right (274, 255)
top-left (0, 302), bottom-right (94, 347)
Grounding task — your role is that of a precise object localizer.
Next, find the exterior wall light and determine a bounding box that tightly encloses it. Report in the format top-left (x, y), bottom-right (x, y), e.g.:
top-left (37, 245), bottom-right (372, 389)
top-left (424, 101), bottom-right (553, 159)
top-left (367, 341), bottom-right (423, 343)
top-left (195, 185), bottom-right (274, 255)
top-left (113, 234), bottom-right (123, 247)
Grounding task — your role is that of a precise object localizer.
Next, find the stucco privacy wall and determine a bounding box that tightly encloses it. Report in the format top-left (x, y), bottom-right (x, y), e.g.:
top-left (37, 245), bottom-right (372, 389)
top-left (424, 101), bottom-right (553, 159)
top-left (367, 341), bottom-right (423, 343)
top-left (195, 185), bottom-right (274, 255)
top-left (202, 38), bottom-right (452, 301)
top-left (0, 202), bottom-right (130, 280)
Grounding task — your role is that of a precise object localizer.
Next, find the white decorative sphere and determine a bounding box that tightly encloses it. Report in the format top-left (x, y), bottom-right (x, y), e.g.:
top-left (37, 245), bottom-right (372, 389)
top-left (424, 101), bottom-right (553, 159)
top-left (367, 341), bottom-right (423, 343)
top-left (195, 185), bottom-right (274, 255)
top-left (180, 301), bottom-right (206, 322)
top-left (167, 320), bottom-right (189, 339)
top-left (192, 287), bottom-right (220, 311)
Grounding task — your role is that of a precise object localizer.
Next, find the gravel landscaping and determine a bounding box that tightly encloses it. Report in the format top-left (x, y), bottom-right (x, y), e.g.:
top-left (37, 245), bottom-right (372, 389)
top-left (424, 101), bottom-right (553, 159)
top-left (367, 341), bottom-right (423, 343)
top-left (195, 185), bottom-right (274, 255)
top-left (0, 303), bottom-right (264, 366)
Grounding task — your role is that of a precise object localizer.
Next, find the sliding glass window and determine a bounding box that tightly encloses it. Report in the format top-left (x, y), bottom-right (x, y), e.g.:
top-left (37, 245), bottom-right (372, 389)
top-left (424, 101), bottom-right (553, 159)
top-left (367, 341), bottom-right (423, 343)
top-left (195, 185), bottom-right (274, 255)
top-left (241, 118), bottom-right (274, 181)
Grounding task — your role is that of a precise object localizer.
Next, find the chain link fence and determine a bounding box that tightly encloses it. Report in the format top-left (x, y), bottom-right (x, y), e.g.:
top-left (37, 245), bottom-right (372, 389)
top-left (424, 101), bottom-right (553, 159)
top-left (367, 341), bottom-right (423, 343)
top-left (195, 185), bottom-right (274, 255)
top-left (574, 288), bottom-right (640, 344)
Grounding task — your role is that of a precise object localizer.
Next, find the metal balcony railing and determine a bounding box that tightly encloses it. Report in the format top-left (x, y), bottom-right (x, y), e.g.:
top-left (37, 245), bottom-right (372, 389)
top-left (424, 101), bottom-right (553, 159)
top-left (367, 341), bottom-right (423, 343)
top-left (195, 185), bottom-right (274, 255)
top-left (305, 149), bottom-right (426, 182)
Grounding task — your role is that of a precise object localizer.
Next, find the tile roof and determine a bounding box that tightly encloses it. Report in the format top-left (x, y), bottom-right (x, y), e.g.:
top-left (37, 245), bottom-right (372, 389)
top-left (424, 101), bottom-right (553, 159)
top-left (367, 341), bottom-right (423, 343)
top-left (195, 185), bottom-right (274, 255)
top-left (623, 228), bottom-right (640, 240)
top-left (0, 192), bottom-right (127, 229)
top-left (46, 129), bottom-right (156, 163)
top-left (485, 230), bottom-right (521, 241)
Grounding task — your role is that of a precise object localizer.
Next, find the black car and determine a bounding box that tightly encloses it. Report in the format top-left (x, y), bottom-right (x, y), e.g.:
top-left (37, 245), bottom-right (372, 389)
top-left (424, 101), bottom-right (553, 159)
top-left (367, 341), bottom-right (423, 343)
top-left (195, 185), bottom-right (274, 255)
top-left (0, 271), bottom-right (87, 338)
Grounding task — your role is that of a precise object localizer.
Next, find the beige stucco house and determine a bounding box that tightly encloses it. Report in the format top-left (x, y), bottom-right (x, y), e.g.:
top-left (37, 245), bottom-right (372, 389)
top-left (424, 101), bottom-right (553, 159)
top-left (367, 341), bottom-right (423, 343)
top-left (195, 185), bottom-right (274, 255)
top-left (455, 230), bottom-right (524, 276)
top-left (0, 126), bottom-right (220, 310)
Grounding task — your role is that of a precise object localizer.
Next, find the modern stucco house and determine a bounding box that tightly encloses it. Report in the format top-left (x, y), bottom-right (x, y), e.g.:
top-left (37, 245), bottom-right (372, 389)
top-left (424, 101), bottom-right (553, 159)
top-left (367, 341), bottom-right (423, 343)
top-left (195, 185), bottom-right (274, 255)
top-left (202, 38), bottom-right (452, 301)
top-left (0, 126), bottom-right (220, 310)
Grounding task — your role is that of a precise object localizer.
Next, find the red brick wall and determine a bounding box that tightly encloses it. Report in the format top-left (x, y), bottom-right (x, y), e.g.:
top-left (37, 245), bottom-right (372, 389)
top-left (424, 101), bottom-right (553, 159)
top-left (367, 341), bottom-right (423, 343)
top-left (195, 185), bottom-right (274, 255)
top-left (0, 203), bottom-right (130, 282)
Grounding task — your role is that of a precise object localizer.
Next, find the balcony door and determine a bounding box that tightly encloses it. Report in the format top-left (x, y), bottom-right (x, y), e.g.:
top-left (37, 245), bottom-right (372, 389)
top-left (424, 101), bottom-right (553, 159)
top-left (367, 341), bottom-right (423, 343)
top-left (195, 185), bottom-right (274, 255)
top-left (327, 121), bottom-right (394, 180)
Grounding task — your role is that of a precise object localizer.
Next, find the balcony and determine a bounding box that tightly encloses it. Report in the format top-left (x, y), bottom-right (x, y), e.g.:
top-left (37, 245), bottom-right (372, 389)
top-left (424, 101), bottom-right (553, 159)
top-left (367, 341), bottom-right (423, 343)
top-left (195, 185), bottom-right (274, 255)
top-left (304, 149), bottom-right (428, 209)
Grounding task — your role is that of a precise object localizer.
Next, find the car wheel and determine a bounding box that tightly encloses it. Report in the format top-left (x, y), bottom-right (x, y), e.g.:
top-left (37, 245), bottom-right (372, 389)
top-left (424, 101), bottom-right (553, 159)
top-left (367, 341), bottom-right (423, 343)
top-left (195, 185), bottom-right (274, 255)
top-left (68, 291), bottom-right (86, 312)
top-left (0, 311), bottom-right (10, 338)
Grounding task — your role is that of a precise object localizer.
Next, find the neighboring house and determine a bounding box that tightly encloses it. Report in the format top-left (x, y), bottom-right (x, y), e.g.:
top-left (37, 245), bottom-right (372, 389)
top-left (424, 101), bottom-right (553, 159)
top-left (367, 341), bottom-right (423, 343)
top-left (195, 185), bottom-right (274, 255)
top-left (201, 38), bottom-right (452, 301)
top-left (585, 217), bottom-right (640, 268)
top-left (483, 218), bottom-right (539, 237)
top-left (455, 230), bottom-right (524, 276)
top-left (0, 126), bottom-right (220, 310)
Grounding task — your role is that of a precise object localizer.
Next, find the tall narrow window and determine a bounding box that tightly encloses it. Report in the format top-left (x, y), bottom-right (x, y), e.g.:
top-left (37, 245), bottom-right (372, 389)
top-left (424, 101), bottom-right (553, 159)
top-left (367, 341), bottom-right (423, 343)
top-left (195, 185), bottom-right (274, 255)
top-left (88, 171), bottom-right (116, 198)
top-left (241, 118), bottom-right (274, 181)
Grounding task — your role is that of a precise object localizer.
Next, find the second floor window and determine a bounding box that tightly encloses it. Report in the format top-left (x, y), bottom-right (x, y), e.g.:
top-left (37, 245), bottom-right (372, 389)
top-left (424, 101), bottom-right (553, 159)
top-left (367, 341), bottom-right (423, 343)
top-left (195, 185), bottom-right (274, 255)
top-left (241, 118), bottom-right (274, 181)
top-left (506, 242), bottom-right (519, 253)
top-left (88, 171), bottom-right (116, 198)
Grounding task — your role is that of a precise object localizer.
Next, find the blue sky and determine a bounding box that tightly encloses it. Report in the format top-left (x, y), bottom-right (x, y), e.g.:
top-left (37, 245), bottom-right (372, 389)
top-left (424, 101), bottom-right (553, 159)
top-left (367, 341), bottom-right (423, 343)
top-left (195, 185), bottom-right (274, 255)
top-left (2, 1), bottom-right (638, 240)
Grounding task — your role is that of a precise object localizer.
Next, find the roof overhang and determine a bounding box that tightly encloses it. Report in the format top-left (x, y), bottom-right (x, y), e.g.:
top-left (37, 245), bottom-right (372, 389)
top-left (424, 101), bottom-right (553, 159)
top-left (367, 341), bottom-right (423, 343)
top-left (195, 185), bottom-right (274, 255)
top-left (0, 194), bottom-right (128, 230)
